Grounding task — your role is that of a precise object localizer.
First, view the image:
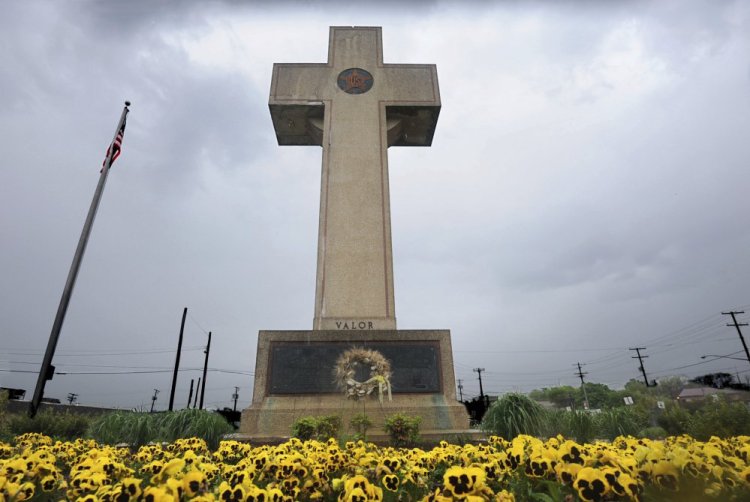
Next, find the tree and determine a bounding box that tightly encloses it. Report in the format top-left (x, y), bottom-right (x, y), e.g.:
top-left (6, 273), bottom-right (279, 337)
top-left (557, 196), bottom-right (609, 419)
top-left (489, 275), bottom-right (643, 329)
top-left (529, 386), bottom-right (577, 408)
top-left (691, 373), bottom-right (734, 389)
top-left (581, 383), bottom-right (622, 409)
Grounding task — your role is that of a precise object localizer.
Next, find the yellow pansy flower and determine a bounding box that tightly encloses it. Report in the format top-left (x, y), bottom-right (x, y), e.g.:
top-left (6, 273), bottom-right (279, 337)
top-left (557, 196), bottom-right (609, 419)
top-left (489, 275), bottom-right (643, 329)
top-left (573, 467), bottom-right (609, 502)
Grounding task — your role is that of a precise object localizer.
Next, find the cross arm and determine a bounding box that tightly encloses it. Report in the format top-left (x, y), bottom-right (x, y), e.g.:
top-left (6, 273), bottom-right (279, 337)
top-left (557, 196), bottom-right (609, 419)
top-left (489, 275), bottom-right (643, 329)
top-left (269, 63), bottom-right (331, 146)
top-left (381, 64), bottom-right (441, 147)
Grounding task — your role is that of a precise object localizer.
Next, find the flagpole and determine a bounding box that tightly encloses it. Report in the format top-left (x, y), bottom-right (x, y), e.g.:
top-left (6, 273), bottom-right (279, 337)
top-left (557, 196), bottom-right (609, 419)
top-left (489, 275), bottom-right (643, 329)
top-left (29, 101), bottom-right (131, 417)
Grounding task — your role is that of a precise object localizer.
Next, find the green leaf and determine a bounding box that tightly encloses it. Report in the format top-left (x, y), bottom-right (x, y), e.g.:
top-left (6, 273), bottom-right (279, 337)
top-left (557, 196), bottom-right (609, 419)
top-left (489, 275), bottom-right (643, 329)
top-left (529, 493), bottom-right (556, 502)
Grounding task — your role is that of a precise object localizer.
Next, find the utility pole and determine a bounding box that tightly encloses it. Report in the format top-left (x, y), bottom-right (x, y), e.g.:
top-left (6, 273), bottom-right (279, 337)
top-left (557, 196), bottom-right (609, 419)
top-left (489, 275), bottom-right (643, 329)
top-left (630, 347), bottom-right (655, 387)
top-left (473, 368), bottom-right (486, 406)
top-left (575, 362), bottom-right (590, 410)
top-left (722, 311), bottom-right (750, 366)
top-left (67, 393), bottom-right (78, 405)
top-left (457, 379), bottom-right (464, 402)
top-left (150, 389), bottom-right (159, 413)
top-left (232, 387), bottom-right (239, 412)
top-left (169, 307), bottom-right (188, 411)
top-left (187, 379), bottom-right (194, 409)
top-left (199, 331), bottom-right (211, 410)
top-left (193, 378), bottom-right (201, 408)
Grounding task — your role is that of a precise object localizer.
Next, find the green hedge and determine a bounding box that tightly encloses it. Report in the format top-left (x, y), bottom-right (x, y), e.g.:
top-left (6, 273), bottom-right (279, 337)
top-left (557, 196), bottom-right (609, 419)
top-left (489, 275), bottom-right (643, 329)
top-left (8, 409), bottom-right (92, 441)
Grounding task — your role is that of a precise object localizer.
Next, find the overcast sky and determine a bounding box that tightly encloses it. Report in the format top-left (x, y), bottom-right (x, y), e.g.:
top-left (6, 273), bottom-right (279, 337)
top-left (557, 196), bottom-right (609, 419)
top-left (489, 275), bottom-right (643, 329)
top-left (2, 1), bottom-right (750, 411)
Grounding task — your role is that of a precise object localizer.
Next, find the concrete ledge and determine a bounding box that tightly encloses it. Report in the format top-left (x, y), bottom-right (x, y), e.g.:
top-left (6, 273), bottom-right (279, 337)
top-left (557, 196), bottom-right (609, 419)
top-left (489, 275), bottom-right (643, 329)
top-left (226, 429), bottom-right (486, 447)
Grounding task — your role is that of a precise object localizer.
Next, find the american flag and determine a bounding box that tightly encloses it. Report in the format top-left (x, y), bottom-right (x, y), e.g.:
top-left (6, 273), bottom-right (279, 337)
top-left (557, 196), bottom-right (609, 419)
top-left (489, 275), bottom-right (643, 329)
top-left (102, 114), bottom-right (127, 170)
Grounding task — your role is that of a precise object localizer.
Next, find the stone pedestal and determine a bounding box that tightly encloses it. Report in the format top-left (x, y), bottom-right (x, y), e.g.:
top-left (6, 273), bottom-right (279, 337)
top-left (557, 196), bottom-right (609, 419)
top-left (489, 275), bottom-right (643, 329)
top-left (239, 330), bottom-right (471, 440)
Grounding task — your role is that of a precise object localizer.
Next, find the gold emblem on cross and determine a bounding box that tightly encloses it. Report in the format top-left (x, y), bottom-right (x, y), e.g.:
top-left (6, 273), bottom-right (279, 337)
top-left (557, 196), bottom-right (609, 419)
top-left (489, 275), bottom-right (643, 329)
top-left (337, 68), bottom-right (374, 94)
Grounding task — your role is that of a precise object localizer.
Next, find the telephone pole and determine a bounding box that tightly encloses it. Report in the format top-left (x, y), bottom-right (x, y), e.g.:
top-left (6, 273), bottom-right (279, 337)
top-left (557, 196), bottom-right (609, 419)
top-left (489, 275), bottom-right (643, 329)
top-left (575, 362), bottom-right (590, 410)
top-left (193, 378), bottom-right (201, 408)
top-left (67, 393), bottom-right (78, 405)
top-left (150, 389), bottom-right (159, 413)
top-left (630, 347), bottom-right (654, 387)
top-left (473, 368), bottom-right (486, 406)
top-left (722, 311), bottom-right (750, 366)
top-left (187, 379), bottom-right (194, 409)
top-left (457, 379), bottom-right (464, 401)
top-left (199, 331), bottom-right (211, 410)
top-left (232, 387), bottom-right (240, 412)
top-left (169, 307), bottom-right (188, 411)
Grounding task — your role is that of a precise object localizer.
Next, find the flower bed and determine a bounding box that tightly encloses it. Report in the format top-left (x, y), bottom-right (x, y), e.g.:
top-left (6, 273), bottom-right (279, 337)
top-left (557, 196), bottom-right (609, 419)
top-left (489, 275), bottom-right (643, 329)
top-left (1, 432), bottom-right (749, 501)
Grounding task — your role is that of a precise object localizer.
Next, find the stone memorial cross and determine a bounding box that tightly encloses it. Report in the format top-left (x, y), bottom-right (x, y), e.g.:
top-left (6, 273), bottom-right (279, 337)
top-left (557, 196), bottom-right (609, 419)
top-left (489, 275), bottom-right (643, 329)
top-left (269, 27), bottom-right (440, 331)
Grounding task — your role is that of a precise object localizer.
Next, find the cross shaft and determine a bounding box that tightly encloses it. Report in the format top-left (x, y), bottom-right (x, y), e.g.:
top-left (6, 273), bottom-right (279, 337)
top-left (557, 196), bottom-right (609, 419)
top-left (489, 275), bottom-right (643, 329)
top-left (269, 27), bottom-right (440, 330)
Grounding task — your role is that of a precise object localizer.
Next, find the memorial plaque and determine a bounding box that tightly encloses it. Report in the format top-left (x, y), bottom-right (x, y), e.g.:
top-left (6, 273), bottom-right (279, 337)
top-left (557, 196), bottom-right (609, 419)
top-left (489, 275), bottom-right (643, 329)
top-left (268, 341), bottom-right (441, 394)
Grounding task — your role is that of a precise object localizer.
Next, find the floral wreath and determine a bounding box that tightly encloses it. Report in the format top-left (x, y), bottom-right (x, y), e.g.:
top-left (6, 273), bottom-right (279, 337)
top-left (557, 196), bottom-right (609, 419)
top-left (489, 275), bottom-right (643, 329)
top-left (335, 348), bottom-right (393, 403)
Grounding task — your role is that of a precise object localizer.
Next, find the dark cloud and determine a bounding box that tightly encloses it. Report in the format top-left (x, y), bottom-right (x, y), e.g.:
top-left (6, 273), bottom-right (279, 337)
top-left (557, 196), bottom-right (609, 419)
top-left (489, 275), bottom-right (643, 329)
top-left (2, 0), bottom-right (750, 406)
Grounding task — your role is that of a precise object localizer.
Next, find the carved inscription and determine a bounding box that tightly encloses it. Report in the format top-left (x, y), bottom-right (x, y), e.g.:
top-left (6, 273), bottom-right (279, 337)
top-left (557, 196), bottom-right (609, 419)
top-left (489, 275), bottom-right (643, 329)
top-left (334, 320), bottom-right (374, 330)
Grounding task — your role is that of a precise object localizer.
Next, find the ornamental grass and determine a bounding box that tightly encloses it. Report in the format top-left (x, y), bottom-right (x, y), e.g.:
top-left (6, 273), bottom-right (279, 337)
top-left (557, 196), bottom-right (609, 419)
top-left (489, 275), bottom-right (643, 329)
top-left (1, 432), bottom-right (749, 501)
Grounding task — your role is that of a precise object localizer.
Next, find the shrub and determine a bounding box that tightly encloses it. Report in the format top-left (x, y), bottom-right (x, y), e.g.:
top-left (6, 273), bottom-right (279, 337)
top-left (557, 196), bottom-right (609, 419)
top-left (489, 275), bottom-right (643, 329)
top-left (9, 409), bottom-right (91, 440)
top-left (291, 416), bottom-right (318, 440)
top-left (481, 393), bottom-right (544, 439)
top-left (291, 415), bottom-right (342, 441)
top-left (384, 413), bottom-right (421, 447)
top-left (315, 415), bottom-right (342, 440)
top-left (595, 407), bottom-right (648, 440)
top-left (657, 403), bottom-right (691, 436)
top-left (637, 426), bottom-right (667, 439)
top-left (539, 409), bottom-right (566, 438)
top-left (349, 413), bottom-right (373, 441)
top-left (88, 409), bottom-right (233, 449)
top-left (88, 411), bottom-right (155, 448)
top-left (686, 397), bottom-right (750, 440)
top-left (157, 409), bottom-right (233, 449)
top-left (563, 410), bottom-right (597, 443)
top-left (0, 390), bottom-right (9, 440)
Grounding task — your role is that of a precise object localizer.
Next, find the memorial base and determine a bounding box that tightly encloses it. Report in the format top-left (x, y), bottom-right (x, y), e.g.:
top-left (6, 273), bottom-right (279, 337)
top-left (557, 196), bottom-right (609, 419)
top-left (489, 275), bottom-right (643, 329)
top-left (239, 330), bottom-right (472, 441)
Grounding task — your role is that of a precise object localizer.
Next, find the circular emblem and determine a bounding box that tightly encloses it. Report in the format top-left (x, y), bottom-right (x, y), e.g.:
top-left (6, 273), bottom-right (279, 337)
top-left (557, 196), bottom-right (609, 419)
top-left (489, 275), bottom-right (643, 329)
top-left (337, 68), bottom-right (374, 94)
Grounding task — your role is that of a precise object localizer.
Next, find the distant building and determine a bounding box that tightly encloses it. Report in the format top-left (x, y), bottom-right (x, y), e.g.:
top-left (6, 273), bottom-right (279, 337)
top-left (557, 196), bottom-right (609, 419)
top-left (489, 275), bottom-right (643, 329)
top-left (676, 386), bottom-right (750, 405)
top-left (5, 400), bottom-right (121, 416)
top-left (0, 388), bottom-right (26, 400)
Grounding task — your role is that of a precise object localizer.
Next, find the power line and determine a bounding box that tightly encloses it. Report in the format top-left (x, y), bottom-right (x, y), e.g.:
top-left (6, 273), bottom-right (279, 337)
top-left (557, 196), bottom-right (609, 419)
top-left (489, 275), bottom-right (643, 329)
top-left (3, 347), bottom-right (204, 357)
top-left (455, 347), bottom-right (626, 354)
top-left (56, 369), bottom-right (176, 375)
top-left (2, 359), bottom-right (252, 374)
top-left (648, 352), bottom-right (746, 376)
top-left (188, 311), bottom-right (210, 335)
